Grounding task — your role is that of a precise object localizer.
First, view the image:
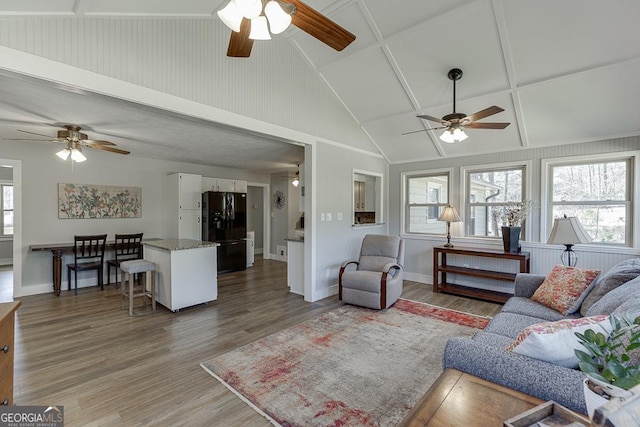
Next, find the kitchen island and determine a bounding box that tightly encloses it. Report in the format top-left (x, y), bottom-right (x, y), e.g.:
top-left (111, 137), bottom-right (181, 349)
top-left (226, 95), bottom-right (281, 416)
top-left (143, 239), bottom-right (219, 312)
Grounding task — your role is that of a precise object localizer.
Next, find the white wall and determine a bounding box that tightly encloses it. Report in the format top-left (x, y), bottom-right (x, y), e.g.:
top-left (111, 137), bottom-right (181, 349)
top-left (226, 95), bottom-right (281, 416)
top-left (389, 137), bottom-right (640, 285)
top-left (1, 139), bottom-right (270, 297)
top-left (246, 186), bottom-right (264, 253)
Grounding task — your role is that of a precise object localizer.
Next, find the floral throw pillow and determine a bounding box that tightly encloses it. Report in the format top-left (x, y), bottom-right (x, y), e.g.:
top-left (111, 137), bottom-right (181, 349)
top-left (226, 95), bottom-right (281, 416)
top-left (531, 264), bottom-right (602, 315)
top-left (505, 315), bottom-right (611, 368)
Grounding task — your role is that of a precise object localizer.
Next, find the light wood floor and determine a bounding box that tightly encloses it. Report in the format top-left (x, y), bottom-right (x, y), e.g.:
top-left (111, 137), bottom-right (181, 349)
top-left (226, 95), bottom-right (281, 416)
top-left (12, 259), bottom-right (501, 426)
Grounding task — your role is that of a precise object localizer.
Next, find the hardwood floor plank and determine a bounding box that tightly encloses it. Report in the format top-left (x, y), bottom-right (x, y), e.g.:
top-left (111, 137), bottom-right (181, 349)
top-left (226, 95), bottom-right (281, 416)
top-left (12, 258), bottom-right (501, 426)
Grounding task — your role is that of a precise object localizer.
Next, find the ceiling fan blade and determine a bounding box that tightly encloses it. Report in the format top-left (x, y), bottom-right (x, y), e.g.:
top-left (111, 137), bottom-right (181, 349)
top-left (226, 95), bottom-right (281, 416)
top-left (402, 126), bottom-right (446, 135)
top-left (417, 114), bottom-right (447, 125)
top-left (17, 129), bottom-right (54, 138)
top-left (227, 18), bottom-right (254, 58)
top-left (465, 122), bottom-right (510, 129)
top-left (465, 106), bottom-right (504, 123)
top-left (89, 145), bottom-right (130, 155)
top-left (84, 139), bottom-right (116, 146)
top-left (290, 0), bottom-right (356, 51)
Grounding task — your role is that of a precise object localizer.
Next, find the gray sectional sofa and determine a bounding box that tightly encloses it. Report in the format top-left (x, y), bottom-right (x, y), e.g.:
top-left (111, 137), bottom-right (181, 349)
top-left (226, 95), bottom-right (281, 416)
top-left (443, 258), bottom-right (640, 414)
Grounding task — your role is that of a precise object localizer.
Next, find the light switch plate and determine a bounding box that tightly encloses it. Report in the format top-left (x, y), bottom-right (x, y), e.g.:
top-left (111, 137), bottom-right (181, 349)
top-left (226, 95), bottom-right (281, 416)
top-left (320, 213), bottom-right (325, 221)
top-left (337, 212), bottom-right (343, 221)
top-left (326, 213), bottom-right (332, 221)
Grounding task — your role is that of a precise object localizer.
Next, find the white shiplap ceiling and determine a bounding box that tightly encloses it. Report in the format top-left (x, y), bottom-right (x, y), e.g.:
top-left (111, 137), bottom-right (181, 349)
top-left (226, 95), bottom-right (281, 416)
top-left (1, 0), bottom-right (639, 170)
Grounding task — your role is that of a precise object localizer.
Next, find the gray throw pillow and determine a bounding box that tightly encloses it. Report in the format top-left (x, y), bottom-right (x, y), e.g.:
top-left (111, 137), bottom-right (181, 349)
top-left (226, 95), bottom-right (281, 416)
top-left (580, 258), bottom-right (640, 316)
top-left (586, 275), bottom-right (640, 316)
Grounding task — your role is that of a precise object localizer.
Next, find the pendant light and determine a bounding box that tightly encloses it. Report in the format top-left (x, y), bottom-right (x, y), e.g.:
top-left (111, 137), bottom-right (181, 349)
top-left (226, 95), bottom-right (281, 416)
top-left (249, 16), bottom-right (271, 40)
top-left (217, 1), bottom-right (243, 32)
top-left (234, 0), bottom-right (262, 20)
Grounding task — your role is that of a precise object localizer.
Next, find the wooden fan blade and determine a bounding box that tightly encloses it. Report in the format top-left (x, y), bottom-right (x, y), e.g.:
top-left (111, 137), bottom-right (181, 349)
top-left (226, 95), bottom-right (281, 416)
top-left (402, 126), bottom-right (445, 135)
top-left (465, 122), bottom-right (510, 129)
top-left (290, 0), bottom-right (356, 51)
top-left (17, 129), bottom-right (53, 138)
top-left (227, 18), bottom-right (254, 58)
top-left (417, 114), bottom-right (447, 125)
top-left (89, 145), bottom-right (130, 155)
top-left (465, 106), bottom-right (504, 123)
top-left (84, 139), bottom-right (116, 146)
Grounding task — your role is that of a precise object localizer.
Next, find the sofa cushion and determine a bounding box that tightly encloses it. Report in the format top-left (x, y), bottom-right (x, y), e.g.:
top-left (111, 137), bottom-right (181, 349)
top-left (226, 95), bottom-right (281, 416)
top-left (505, 315), bottom-right (611, 368)
top-left (581, 258), bottom-right (640, 316)
top-left (531, 265), bottom-right (601, 315)
top-left (502, 297), bottom-right (580, 322)
top-left (483, 312), bottom-right (551, 339)
top-left (585, 275), bottom-right (640, 316)
top-left (472, 331), bottom-right (513, 348)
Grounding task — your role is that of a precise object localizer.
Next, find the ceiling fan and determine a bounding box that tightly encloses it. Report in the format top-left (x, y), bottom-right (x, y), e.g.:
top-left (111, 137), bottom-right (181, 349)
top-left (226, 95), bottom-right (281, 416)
top-left (6, 124), bottom-right (130, 162)
top-left (218, 0), bottom-right (356, 58)
top-left (404, 68), bottom-right (510, 143)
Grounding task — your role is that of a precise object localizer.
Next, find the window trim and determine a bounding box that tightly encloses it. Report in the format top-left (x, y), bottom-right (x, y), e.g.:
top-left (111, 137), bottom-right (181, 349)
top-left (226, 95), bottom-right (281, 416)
top-left (401, 168), bottom-right (453, 236)
top-left (461, 160), bottom-right (532, 240)
top-left (541, 151), bottom-right (638, 247)
top-left (0, 180), bottom-right (12, 238)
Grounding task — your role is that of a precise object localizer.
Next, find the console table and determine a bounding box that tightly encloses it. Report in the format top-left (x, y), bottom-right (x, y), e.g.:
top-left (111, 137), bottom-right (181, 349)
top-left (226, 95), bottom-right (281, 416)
top-left (433, 246), bottom-right (530, 303)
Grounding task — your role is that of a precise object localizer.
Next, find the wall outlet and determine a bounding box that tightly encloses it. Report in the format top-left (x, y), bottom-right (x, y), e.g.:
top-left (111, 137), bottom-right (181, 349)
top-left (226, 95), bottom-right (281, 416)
top-left (325, 269), bottom-right (331, 278)
top-left (337, 212), bottom-right (343, 221)
top-left (326, 213), bottom-right (332, 221)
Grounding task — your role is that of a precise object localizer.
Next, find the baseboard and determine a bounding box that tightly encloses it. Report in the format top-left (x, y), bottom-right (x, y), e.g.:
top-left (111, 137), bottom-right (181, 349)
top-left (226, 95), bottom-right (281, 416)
top-left (0, 258), bottom-right (11, 266)
top-left (270, 253), bottom-right (287, 262)
top-left (310, 283), bottom-right (338, 302)
top-left (404, 272), bottom-right (431, 285)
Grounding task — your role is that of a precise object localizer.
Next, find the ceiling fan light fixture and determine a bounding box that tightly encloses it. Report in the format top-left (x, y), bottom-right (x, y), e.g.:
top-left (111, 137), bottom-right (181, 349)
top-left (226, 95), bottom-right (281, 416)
top-left (265, 1), bottom-right (292, 34)
top-left (440, 128), bottom-right (468, 144)
top-left (217, 0), bottom-right (244, 32)
top-left (235, 0), bottom-right (262, 20)
top-left (249, 16), bottom-right (272, 40)
top-left (70, 147), bottom-right (87, 162)
top-left (56, 148), bottom-right (71, 160)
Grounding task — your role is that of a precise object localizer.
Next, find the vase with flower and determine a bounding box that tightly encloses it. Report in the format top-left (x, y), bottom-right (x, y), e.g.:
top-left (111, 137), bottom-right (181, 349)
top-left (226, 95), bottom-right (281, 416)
top-left (494, 201), bottom-right (534, 253)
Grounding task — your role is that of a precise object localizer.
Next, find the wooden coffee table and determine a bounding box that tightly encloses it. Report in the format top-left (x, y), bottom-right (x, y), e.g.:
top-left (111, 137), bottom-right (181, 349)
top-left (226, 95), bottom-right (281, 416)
top-left (400, 368), bottom-right (571, 426)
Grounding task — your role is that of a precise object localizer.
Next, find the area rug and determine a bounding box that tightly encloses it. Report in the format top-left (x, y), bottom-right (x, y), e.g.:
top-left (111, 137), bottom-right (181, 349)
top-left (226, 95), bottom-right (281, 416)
top-left (200, 298), bottom-right (490, 427)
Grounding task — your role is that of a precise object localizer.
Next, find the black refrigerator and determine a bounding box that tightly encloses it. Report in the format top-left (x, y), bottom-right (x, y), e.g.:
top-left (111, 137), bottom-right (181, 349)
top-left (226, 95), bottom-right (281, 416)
top-left (202, 191), bottom-right (247, 273)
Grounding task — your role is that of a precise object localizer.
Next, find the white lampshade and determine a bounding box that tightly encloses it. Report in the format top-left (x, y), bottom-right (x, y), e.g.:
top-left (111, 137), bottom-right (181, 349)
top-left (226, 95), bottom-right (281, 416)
top-left (56, 148), bottom-right (71, 160)
top-left (292, 178), bottom-right (299, 187)
top-left (437, 205), bottom-right (462, 223)
top-left (217, 0), bottom-right (243, 32)
top-left (70, 148), bottom-right (87, 162)
top-left (249, 16), bottom-right (271, 40)
top-left (235, 0), bottom-right (262, 19)
top-left (547, 216), bottom-right (592, 245)
top-left (264, 1), bottom-right (292, 34)
top-left (440, 128), bottom-right (468, 143)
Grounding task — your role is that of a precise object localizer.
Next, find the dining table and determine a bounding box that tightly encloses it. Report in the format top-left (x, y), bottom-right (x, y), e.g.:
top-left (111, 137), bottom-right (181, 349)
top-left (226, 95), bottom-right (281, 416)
top-left (30, 238), bottom-right (159, 296)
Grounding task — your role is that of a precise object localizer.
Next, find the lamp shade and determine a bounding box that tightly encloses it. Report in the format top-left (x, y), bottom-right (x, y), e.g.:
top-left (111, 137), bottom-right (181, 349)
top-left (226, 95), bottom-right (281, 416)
top-left (70, 148), bottom-right (87, 162)
top-left (249, 16), bottom-right (272, 40)
top-left (437, 205), bottom-right (462, 223)
top-left (235, 0), bottom-right (262, 19)
top-left (547, 216), bottom-right (592, 245)
top-left (440, 128), bottom-right (468, 143)
top-left (56, 148), bottom-right (71, 160)
top-left (264, 1), bottom-right (292, 34)
top-left (217, 0), bottom-right (244, 32)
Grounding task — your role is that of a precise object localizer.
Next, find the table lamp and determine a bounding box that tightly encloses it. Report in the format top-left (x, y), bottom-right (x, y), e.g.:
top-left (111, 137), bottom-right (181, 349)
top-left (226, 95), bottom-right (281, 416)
top-left (547, 215), bottom-right (592, 266)
top-left (437, 205), bottom-right (462, 248)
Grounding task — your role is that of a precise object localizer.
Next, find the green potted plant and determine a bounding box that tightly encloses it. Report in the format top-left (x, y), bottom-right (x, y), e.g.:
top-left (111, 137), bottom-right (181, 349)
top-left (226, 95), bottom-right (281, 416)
top-left (574, 315), bottom-right (640, 417)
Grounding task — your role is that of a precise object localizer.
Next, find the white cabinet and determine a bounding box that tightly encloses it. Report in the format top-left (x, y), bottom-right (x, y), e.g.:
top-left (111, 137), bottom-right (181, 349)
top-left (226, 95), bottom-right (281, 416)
top-left (167, 173), bottom-right (202, 240)
top-left (202, 177), bottom-right (248, 193)
top-left (354, 181), bottom-right (366, 212)
top-left (246, 231), bottom-right (255, 267)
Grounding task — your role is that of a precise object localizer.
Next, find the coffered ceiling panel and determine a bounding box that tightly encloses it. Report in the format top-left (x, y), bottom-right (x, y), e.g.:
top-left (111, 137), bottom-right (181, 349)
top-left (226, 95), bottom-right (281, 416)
top-left (1, 0), bottom-right (639, 167)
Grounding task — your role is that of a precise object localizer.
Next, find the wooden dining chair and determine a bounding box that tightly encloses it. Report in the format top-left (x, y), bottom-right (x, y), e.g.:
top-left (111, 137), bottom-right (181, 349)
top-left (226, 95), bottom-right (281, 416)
top-left (67, 234), bottom-right (107, 295)
top-left (107, 233), bottom-right (143, 286)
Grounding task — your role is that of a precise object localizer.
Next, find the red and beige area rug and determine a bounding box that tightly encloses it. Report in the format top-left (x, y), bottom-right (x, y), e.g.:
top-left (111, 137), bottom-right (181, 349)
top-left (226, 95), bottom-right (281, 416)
top-left (200, 298), bottom-right (489, 427)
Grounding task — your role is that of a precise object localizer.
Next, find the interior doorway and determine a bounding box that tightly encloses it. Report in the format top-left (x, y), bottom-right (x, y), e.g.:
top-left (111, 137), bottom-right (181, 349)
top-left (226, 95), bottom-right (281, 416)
top-left (0, 160), bottom-right (18, 301)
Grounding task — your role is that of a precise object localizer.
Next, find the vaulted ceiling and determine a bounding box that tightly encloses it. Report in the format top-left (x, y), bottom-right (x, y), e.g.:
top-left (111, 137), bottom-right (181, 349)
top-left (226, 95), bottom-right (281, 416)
top-left (1, 0), bottom-right (639, 170)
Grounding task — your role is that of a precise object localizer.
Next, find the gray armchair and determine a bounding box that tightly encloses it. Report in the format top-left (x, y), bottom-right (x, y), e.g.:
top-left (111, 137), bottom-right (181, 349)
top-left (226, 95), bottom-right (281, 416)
top-left (338, 234), bottom-right (405, 309)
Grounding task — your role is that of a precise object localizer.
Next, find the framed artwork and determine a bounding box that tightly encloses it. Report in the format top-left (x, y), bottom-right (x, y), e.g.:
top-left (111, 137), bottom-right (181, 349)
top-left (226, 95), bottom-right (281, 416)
top-left (58, 183), bottom-right (141, 219)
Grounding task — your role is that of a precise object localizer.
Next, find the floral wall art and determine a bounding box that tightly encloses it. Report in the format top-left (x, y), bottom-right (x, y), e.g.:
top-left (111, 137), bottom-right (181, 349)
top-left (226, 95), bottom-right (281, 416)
top-left (58, 183), bottom-right (141, 219)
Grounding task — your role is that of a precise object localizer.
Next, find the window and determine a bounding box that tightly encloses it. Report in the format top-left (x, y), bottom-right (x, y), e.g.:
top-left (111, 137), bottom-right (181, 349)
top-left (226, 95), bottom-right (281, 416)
top-left (405, 173), bottom-right (449, 234)
top-left (546, 156), bottom-right (633, 245)
top-left (465, 165), bottom-right (526, 238)
top-left (1, 183), bottom-right (13, 236)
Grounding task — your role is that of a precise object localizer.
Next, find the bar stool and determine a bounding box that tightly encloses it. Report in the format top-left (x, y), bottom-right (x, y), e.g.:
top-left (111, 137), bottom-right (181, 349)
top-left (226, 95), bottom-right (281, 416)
top-left (120, 259), bottom-right (156, 316)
